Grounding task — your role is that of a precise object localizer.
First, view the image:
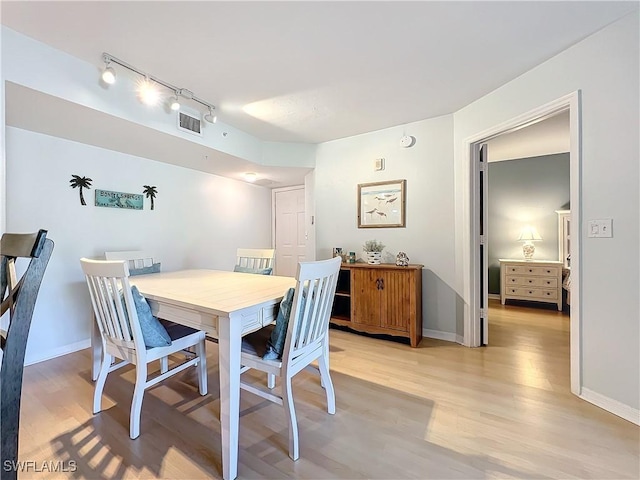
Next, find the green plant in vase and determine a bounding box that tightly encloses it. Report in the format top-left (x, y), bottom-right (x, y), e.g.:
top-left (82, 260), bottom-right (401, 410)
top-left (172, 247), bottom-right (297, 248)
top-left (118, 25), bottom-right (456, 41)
top-left (363, 239), bottom-right (385, 264)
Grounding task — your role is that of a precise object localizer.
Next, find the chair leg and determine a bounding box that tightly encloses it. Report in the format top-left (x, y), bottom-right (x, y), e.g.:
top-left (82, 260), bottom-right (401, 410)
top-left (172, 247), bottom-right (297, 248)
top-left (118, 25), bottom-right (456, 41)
top-left (160, 356), bottom-right (168, 374)
top-left (130, 362), bottom-right (148, 439)
top-left (282, 375), bottom-right (299, 461)
top-left (195, 339), bottom-right (208, 395)
top-left (320, 334), bottom-right (330, 389)
top-left (93, 353), bottom-right (112, 414)
top-left (318, 351), bottom-right (336, 415)
top-left (267, 373), bottom-right (276, 389)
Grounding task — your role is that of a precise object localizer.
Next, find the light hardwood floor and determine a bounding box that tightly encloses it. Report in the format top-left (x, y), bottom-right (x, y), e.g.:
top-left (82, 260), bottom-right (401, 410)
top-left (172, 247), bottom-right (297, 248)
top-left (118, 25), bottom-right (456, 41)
top-left (17, 300), bottom-right (639, 479)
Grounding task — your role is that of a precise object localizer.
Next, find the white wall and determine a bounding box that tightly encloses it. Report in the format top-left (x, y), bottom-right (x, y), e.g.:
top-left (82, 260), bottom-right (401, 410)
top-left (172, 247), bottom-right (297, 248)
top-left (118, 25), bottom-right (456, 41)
top-left (6, 126), bottom-right (272, 364)
top-left (315, 115), bottom-right (462, 339)
top-left (453, 13), bottom-right (639, 410)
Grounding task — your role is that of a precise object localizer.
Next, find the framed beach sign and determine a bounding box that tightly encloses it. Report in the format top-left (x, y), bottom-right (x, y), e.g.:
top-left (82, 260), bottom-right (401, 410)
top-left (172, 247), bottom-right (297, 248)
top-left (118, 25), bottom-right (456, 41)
top-left (357, 179), bottom-right (406, 228)
top-left (95, 189), bottom-right (143, 210)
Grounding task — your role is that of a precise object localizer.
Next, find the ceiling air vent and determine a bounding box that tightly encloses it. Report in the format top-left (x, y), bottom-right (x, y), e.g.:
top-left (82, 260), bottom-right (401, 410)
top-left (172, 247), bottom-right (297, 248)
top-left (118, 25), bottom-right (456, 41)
top-left (177, 108), bottom-right (202, 136)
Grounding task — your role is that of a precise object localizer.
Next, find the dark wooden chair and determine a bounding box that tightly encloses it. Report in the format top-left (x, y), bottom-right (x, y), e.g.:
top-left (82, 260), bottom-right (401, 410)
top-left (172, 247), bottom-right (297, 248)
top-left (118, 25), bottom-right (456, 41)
top-left (0, 230), bottom-right (53, 479)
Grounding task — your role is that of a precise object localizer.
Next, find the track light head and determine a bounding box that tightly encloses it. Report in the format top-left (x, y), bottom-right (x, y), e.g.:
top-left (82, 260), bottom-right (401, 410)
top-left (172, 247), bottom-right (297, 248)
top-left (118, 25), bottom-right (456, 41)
top-left (137, 77), bottom-right (160, 106)
top-left (101, 65), bottom-right (116, 84)
top-left (169, 95), bottom-right (181, 111)
top-left (204, 107), bottom-right (217, 124)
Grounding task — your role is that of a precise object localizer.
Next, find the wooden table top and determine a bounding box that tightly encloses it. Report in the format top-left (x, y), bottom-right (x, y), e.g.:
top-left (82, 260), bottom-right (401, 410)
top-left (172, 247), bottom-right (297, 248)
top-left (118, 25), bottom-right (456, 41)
top-left (131, 269), bottom-right (296, 317)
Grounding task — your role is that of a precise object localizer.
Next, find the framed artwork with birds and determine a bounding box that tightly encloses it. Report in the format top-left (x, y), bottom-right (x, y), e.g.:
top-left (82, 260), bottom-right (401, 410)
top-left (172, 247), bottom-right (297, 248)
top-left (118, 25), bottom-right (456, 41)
top-left (357, 179), bottom-right (406, 228)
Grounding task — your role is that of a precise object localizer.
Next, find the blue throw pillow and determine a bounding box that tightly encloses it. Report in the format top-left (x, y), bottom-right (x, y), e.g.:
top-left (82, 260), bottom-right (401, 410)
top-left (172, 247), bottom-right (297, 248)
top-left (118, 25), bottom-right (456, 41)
top-left (121, 285), bottom-right (172, 348)
top-left (233, 265), bottom-right (272, 275)
top-left (263, 288), bottom-right (295, 360)
top-left (129, 262), bottom-right (161, 276)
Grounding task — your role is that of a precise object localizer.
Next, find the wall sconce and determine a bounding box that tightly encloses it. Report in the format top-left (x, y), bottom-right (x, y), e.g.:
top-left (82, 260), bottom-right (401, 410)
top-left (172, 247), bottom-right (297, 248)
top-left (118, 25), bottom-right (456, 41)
top-left (517, 226), bottom-right (543, 260)
top-left (100, 52), bottom-right (217, 123)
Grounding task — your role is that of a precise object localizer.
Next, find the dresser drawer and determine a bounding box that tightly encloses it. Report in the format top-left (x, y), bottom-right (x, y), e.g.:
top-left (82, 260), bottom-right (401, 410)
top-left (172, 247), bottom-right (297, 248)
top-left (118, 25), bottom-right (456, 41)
top-left (504, 265), bottom-right (560, 277)
top-left (505, 287), bottom-right (558, 301)
top-left (505, 276), bottom-right (558, 288)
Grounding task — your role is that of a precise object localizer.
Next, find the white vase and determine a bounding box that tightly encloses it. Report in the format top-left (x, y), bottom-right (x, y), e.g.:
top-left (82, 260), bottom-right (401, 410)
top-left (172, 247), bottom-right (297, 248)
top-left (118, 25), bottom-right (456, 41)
top-left (365, 251), bottom-right (382, 265)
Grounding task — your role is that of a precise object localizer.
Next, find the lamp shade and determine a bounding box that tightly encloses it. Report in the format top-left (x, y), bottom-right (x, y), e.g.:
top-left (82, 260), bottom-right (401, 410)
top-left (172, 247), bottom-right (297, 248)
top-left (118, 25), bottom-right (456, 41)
top-left (517, 226), bottom-right (542, 242)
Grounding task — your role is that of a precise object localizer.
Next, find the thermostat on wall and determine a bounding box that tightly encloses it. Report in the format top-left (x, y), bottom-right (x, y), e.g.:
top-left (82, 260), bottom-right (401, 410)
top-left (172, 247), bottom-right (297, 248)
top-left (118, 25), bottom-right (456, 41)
top-left (400, 135), bottom-right (416, 148)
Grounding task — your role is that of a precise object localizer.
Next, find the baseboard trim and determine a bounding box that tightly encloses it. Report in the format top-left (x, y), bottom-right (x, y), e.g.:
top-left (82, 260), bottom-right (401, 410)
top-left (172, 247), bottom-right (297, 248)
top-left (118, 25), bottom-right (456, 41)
top-left (423, 329), bottom-right (458, 343)
top-left (488, 293), bottom-right (501, 300)
top-left (25, 339), bottom-right (90, 366)
top-left (580, 387), bottom-right (640, 425)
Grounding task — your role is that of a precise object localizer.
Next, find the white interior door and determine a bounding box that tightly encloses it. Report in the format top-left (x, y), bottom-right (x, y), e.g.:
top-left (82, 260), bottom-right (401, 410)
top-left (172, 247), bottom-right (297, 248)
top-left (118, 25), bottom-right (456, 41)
top-left (274, 186), bottom-right (306, 277)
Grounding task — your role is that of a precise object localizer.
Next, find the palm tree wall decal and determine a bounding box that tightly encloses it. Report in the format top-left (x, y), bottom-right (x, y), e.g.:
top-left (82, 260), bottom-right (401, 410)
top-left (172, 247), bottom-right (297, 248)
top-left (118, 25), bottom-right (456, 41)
top-left (143, 185), bottom-right (158, 210)
top-left (69, 175), bottom-right (93, 206)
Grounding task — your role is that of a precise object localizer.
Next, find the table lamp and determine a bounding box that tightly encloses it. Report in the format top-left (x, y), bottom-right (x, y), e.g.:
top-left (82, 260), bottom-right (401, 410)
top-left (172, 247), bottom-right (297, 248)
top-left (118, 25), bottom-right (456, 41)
top-left (517, 226), bottom-right (542, 260)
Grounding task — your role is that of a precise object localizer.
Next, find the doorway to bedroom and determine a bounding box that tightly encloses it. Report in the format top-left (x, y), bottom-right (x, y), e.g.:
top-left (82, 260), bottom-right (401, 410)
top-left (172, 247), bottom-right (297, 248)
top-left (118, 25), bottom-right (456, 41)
top-left (468, 92), bottom-right (580, 395)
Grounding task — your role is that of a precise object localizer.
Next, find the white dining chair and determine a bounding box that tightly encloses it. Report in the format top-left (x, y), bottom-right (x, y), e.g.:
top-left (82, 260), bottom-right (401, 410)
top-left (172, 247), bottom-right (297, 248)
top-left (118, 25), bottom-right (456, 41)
top-left (80, 258), bottom-right (207, 439)
top-left (239, 256), bottom-right (341, 460)
top-left (104, 250), bottom-right (159, 274)
top-left (236, 248), bottom-right (275, 272)
top-left (103, 250), bottom-right (167, 373)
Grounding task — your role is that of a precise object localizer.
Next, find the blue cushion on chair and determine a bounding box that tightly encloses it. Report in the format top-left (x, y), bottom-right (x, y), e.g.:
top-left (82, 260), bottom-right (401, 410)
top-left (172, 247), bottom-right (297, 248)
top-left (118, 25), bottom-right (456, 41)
top-left (263, 288), bottom-right (295, 360)
top-left (122, 286), bottom-right (172, 348)
top-left (129, 262), bottom-right (161, 276)
top-left (233, 265), bottom-right (272, 275)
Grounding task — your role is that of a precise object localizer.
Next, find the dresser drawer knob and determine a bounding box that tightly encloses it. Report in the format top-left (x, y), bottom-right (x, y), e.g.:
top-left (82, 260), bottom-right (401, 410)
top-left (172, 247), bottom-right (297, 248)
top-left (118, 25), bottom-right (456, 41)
top-left (528, 291), bottom-right (533, 294)
top-left (529, 269), bottom-right (533, 273)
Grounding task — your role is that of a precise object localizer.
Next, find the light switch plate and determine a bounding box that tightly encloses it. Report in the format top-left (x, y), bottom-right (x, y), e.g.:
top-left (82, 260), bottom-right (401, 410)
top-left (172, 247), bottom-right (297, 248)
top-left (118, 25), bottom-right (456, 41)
top-left (374, 158), bottom-right (385, 171)
top-left (587, 218), bottom-right (613, 238)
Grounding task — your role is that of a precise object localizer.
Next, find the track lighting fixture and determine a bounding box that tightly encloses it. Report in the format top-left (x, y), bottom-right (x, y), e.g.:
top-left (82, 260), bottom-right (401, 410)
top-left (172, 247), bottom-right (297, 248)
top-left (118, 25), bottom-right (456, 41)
top-left (169, 94), bottom-right (181, 111)
top-left (203, 107), bottom-right (217, 124)
top-left (101, 63), bottom-right (116, 84)
top-left (100, 52), bottom-right (217, 123)
top-left (137, 77), bottom-right (160, 106)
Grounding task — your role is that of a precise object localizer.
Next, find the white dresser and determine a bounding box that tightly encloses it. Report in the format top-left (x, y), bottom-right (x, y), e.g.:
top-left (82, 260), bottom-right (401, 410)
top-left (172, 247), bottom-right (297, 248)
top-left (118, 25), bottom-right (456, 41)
top-left (499, 259), bottom-right (563, 311)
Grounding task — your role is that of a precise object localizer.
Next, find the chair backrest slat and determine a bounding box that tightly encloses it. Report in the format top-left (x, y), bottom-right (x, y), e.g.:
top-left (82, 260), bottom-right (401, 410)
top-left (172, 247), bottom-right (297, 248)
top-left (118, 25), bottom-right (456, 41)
top-left (236, 248), bottom-right (275, 271)
top-left (284, 257), bottom-right (341, 362)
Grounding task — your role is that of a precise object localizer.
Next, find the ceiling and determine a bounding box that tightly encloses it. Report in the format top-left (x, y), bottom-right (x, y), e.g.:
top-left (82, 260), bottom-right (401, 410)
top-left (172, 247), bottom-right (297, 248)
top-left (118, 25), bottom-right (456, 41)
top-left (1, 1), bottom-right (637, 186)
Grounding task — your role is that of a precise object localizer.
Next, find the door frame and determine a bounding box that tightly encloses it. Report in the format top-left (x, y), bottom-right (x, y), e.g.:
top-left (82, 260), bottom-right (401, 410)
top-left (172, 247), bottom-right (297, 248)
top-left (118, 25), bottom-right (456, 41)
top-left (464, 91), bottom-right (581, 395)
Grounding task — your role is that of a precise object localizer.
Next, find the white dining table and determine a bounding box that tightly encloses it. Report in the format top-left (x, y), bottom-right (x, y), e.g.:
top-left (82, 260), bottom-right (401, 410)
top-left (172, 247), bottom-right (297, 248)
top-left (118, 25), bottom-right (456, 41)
top-left (90, 269), bottom-right (296, 480)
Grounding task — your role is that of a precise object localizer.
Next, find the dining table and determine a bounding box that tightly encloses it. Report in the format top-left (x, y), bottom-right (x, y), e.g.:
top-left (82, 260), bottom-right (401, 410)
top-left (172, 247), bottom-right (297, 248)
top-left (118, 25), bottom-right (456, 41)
top-left (90, 269), bottom-right (296, 480)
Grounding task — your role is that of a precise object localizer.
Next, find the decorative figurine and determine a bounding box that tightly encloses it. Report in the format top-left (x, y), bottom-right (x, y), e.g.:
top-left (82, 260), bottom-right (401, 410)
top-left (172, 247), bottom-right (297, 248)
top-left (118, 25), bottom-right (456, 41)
top-left (396, 251), bottom-right (409, 267)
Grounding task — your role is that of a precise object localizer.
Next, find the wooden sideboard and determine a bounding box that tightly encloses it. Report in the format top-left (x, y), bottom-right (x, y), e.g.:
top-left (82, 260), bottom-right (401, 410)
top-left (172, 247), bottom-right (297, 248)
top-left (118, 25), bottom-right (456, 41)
top-left (331, 263), bottom-right (423, 347)
top-left (499, 259), bottom-right (563, 311)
